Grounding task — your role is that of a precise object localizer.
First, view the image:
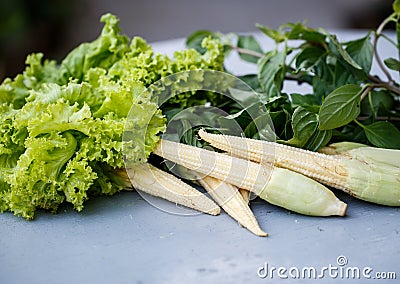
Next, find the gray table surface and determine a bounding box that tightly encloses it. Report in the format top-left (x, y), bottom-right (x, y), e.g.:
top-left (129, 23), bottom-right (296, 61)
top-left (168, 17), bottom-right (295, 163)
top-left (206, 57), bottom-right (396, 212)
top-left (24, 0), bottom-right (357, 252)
top-left (1, 31), bottom-right (399, 284)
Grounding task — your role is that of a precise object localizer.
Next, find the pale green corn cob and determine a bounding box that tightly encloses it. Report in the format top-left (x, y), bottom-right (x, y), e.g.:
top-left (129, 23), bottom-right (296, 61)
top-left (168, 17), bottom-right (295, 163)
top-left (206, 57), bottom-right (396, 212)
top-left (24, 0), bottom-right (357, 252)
top-left (320, 142), bottom-right (399, 168)
top-left (318, 142), bottom-right (368, 155)
top-left (199, 130), bottom-right (400, 206)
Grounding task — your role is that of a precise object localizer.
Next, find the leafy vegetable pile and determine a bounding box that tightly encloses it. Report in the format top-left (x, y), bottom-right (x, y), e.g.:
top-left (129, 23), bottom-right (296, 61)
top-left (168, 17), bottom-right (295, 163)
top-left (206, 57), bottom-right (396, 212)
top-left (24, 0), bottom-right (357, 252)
top-left (1, 1), bottom-right (400, 233)
top-left (0, 14), bottom-right (224, 219)
top-left (186, 2), bottom-right (400, 150)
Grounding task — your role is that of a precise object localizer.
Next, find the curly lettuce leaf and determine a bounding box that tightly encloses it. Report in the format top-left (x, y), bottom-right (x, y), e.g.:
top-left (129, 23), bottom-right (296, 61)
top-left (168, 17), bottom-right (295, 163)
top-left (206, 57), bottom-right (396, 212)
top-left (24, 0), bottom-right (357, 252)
top-left (4, 132), bottom-right (76, 218)
top-left (1, 80), bottom-right (165, 218)
top-left (0, 53), bottom-right (60, 108)
top-left (0, 12), bottom-right (224, 219)
top-left (57, 13), bottom-right (130, 84)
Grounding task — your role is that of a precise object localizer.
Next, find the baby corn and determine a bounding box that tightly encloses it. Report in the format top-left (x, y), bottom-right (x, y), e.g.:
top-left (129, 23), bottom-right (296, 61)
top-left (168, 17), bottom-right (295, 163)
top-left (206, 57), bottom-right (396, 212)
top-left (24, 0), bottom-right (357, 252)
top-left (198, 176), bottom-right (268, 236)
top-left (154, 139), bottom-right (347, 216)
top-left (318, 142), bottom-right (368, 155)
top-left (239, 189), bottom-right (251, 204)
top-left (117, 163), bottom-right (220, 215)
top-left (199, 130), bottom-right (400, 206)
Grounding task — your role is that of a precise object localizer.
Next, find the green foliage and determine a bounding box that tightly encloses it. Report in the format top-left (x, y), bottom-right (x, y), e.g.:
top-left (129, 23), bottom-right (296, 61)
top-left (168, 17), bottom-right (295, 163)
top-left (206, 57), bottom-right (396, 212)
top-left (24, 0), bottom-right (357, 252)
top-left (257, 50), bottom-right (286, 100)
top-left (185, 2), bottom-right (400, 150)
top-left (0, 13), bottom-right (225, 219)
top-left (318, 84), bottom-right (362, 130)
top-left (384, 57), bottom-right (400, 71)
top-left (359, 121), bottom-right (400, 149)
top-left (237, 35), bottom-right (263, 63)
top-left (286, 107), bottom-right (318, 148)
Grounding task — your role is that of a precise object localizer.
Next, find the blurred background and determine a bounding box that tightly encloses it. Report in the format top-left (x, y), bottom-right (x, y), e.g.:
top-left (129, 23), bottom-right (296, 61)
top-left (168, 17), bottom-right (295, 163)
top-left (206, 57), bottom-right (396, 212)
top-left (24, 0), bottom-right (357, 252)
top-left (0, 0), bottom-right (394, 81)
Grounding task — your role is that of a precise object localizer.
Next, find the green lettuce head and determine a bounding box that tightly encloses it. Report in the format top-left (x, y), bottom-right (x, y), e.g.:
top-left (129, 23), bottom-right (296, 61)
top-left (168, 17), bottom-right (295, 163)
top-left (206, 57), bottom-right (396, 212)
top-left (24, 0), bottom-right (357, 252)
top-left (0, 13), bottom-right (224, 219)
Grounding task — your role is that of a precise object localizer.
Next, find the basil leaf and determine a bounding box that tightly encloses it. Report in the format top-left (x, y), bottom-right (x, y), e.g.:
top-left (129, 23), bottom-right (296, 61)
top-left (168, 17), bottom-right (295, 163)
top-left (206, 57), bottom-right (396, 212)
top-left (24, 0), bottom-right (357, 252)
top-left (256, 24), bottom-right (285, 42)
top-left (237, 74), bottom-right (262, 91)
top-left (334, 124), bottom-right (368, 144)
top-left (304, 129), bottom-right (332, 151)
top-left (393, 0), bottom-right (400, 14)
top-left (318, 84), bottom-right (362, 130)
top-left (395, 12), bottom-right (400, 72)
top-left (334, 60), bottom-right (357, 86)
top-left (360, 90), bottom-right (395, 116)
top-left (290, 93), bottom-right (321, 107)
top-left (283, 22), bottom-right (326, 43)
top-left (312, 76), bottom-right (333, 102)
top-left (311, 58), bottom-right (363, 102)
top-left (287, 107), bottom-right (318, 147)
top-left (328, 34), bottom-right (363, 70)
top-left (264, 94), bottom-right (292, 111)
top-left (244, 113), bottom-right (276, 141)
top-left (363, 121), bottom-right (400, 149)
top-left (384, 57), bottom-right (400, 71)
top-left (311, 55), bottom-right (341, 101)
top-left (227, 88), bottom-right (264, 113)
top-left (295, 46), bottom-right (325, 71)
top-left (270, 109), bottom-right (292, 140)
top-left (257, 50), bottom-right (286, 100)
top-left (237, 35), bottom-right (263, 63)
top-left (345, 33), bottom-right (373, 73)
top-left (185, 30), bottom-right (215, 53)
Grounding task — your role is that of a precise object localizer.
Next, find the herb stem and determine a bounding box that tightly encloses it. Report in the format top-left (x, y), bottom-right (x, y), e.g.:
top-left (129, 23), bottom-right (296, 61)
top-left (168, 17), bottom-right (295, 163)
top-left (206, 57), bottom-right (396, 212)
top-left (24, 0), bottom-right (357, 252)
top-left (230, 45), bottom-right (264, 58)
top-left (353, 119), bottom-right (365, 129)
top-left (367, 75), bottom-right (400, 96)
top-left (358, 116), bottom-right (400, 122)
top-left (373, 14), bottom-right (396, 83)
top-left (285, 72), bottom-right (313, 85)
top-left (360, 85), bottom-right (373, 101)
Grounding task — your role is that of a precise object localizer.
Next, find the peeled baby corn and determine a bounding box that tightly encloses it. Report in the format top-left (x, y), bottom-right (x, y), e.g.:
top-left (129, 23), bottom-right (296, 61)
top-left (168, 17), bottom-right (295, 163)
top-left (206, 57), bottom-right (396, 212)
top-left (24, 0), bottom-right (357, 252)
top-left (239, 189), bottom-right (251, 204)
top-left (199, 130), bottom-right (400, 206)
top-left (198, 176), bottom-right (268, 236)
top-left (154, 139), bottom-right (347, 216)
top-left (118, 163), bottom-right (220, 215)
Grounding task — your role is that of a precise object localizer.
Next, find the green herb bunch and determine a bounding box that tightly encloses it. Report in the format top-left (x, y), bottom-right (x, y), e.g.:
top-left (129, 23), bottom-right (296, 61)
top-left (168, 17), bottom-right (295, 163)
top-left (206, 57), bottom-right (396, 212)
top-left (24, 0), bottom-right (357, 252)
top-left (187, 0), bottom-right (400, 150)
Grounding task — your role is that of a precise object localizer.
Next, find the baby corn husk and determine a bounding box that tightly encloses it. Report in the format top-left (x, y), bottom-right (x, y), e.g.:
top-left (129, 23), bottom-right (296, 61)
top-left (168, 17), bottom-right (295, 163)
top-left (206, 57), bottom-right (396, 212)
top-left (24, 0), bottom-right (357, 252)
top-left (199, 130), bottom-right (400, 206)
top-left (117, 163), bottom-right (220, 215)
top-left (154, 139), bottom-right (347, 216)
top-left (318, 142), bottom-right (368, 155)
top-left (320, 142), bottom-right (400, 206)
top-left (239, 189), bottom-right (251, 204)
top-left (320, 142), bottom-right (400, 168)
top-left (198, 175), bottom-right (268, 236)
